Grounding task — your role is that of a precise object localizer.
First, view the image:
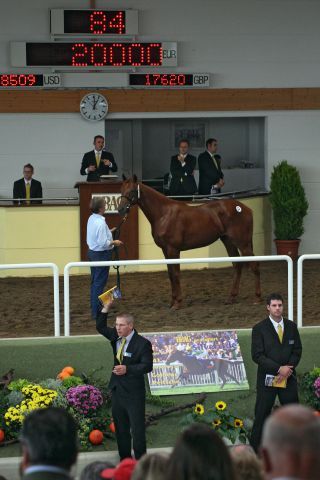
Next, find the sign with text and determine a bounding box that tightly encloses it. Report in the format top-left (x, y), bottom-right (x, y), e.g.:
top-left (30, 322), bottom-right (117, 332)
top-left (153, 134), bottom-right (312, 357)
top-left (144, 330), bottom-right (249, 395)
top-left (92, 193), bottom-right (121, 214)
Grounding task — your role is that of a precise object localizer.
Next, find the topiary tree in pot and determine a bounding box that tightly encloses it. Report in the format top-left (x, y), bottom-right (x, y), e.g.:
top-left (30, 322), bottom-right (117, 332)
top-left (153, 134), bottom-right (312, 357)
top-left (269, 160), bottom-right (308, 260)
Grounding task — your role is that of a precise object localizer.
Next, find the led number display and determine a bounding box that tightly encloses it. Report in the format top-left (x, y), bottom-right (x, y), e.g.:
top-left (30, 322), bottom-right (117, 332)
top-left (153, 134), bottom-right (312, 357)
top-left (11, 42), bottom-right (177, 68)
top-left (129, 73), bottom-right (210, 87)
top-left (0, 73), bottom-right (61, 88)
top-left (50, 9), bottom-right (138, 35)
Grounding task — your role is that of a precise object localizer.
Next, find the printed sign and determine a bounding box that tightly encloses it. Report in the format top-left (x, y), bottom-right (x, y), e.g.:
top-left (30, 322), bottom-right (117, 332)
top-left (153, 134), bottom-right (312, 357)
top-left (91, 193), bottom-right (121, 214)
top-left (144, 330), bottom-right (249, 396)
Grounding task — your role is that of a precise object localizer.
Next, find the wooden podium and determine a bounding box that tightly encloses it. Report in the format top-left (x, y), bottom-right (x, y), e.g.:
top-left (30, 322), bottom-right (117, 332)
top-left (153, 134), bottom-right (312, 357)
top-left (75, 181), bottom-right (138, 261)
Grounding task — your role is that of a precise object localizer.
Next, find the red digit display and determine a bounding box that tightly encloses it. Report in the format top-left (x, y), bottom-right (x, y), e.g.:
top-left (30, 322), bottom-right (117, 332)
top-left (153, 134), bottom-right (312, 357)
top-left (130, 74), bottom-right (193, 87)
top-left (64, 10), bottom-right (125, 35)
top-left (0, 74), bottom-right (42, 87)
top-left (26, 43), bottom-right (163, 67)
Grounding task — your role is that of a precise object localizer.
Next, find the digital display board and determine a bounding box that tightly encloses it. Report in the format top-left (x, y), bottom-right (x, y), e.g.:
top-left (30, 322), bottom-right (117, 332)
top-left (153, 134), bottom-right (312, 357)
top-left (0, 73), bottom-right (60, 88)
top-left (50, 9), bottom-right (138, 35)
top-left (11, 42), bottom-right (177, 68)
top-left (129, 73), bottom-right (210, 87)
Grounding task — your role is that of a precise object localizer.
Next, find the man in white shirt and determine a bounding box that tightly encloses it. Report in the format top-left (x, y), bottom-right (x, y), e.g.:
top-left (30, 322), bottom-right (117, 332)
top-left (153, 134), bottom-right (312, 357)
top-left (87, 196), bottom-right (123, 319)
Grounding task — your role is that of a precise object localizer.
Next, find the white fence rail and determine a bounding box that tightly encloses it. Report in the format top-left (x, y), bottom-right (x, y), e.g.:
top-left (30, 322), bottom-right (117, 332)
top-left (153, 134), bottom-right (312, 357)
top-left (64, 255), bottom-right (293, 336)
top-left (0, 263), bottom-right (60, 336)
top-left (297, 254), bottom-right (320, 328)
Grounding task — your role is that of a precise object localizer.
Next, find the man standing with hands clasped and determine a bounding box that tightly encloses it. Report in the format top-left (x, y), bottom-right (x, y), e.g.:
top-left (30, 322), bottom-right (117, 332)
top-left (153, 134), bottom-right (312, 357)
top-left (96, 300), bottom-right (153, 460)
top-left (250, 293), bottom-right (302, 452)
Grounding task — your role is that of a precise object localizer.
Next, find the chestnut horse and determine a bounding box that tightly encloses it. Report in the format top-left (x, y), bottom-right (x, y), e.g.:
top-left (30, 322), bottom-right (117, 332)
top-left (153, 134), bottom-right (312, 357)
top-left (119, 175), bottom-right (261, 309)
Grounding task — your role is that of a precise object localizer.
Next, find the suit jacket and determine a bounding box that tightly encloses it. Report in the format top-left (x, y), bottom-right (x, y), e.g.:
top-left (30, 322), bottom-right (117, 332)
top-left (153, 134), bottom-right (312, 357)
top-left (169, 154), bottom-right (197, 196)
top-left (80, 150), bottom-right (118, 182)
top-left (198, 151), bottom-right (223, 195)
top-left (251, 317), bottom-right (302, 388)
top-left (13, 178), bottom-right (43, 204)
top-left (96, 312), bottom-right (153, 396)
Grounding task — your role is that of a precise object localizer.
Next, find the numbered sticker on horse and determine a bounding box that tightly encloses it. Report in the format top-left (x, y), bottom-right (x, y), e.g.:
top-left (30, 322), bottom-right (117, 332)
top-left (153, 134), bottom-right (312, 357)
top-left (236, 205), bottom-right (242, 213)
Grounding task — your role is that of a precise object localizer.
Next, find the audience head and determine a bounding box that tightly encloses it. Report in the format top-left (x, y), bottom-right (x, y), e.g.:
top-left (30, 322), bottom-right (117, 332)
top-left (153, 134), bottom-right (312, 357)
top-left (23, 163), bottom-right (34, 181)
top-left (131, 452), bottom-right (169, 480)
top-left (94, 135), bottom-right (105, 151)
top-left (167, 423), bottom-right (236, 480)
top-left (206, 138), bottom-right (218, 153)
top-left (20, 407), bottom-right (78, 472)
top-left (100, 458), bottom-right (137, 480)
top-left (90, 196), bottom-right (106, 214)
top-left (261, 403), bottom-right (320, 480)
top-left (178, 139), bottom-right (190, 155)
top-left (230, 444), bottom-right (264, 480)
top-left (80, 461), bottom-right (115, 480)
top-left (266, 292), bottom-right (283, 305)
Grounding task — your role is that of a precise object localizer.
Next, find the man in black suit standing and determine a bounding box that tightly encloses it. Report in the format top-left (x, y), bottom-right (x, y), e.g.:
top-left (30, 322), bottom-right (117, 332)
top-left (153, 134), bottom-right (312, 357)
top-left (13, 163), bottom-right (42, 204)
top-left (80, 135), bottom-right (118, 182)
top-left (169, 139), bottom-right (197, 197)
top-left (250, 293), bottom-right (302, 452)
top-left (96, 300), bottom-right (153, 460)
top-left (198, 138), bottom-right (224, 195)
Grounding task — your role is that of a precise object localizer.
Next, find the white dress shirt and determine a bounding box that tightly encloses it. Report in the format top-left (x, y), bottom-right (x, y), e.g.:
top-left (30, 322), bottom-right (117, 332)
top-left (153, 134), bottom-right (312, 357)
top-left (86, 213), bottom-right (113, 251)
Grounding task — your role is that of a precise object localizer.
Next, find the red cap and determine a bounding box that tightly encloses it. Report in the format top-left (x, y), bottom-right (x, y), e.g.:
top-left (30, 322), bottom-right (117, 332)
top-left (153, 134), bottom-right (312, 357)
top-left (100, 458), bottom-right (137, 480)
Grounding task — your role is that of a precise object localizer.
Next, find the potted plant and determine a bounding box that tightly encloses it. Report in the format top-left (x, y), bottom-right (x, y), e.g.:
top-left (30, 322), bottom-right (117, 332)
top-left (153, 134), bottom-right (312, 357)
top-left (269, 160), bottom-right (308, 260)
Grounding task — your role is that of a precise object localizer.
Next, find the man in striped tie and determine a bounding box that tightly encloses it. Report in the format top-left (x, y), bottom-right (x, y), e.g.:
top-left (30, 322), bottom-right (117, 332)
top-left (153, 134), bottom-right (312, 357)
top-left (13, 163), bottom-right (43, 205)
top-left (250, 293), bottom-right (302, 452)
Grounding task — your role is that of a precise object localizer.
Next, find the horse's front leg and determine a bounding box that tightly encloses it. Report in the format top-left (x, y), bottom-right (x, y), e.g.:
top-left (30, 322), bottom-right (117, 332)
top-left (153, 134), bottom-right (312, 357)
top-left (162, 248), bottom-right (182, 309)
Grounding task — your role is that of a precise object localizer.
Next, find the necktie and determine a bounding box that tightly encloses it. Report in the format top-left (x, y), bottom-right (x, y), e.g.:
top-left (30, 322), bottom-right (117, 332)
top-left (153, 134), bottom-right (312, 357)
top-left (116, 337), bottom-right (126, 364)
top-left (95, 152), bottom-right (101, 167)
top-left (25, 183), bottom-right (31, 204)
top-left (212, 154), bottom-right (219, 170)
top-left (277, 324), bottom-right (283, 343)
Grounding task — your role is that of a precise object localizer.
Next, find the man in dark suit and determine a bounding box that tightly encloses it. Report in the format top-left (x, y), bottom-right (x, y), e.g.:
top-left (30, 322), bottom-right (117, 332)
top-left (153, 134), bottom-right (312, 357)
top-left (250, 293), bottom-right (302, 452)
top-left (198, 138), bottom-right (224, 195)
top-left (20, 407), bottom-right (78, 480)
top-left (169, 138), bottom-right (197, 197)
top-left (96, 300), bottom-right (153, 460)
top-left (80, 135), bottom-right (118, 182)
top-left (13, 163), bottom-right (42, 204)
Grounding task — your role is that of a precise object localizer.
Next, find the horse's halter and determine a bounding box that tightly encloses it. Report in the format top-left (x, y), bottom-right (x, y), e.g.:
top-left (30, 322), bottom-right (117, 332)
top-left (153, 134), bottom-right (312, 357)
top-left (118, 184), bottom-right (140, 216)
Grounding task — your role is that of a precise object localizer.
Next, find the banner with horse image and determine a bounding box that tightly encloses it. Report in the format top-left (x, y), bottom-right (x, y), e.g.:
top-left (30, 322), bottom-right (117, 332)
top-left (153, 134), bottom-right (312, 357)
top-left (144, 330), bottom-right (249, 395)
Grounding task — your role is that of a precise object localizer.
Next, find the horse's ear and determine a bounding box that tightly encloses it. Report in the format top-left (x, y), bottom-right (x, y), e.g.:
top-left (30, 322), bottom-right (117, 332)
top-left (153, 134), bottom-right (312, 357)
top-left (133, 174), bottom-right (138, 182)
top-left (122, 174), bottom-right (127, 181)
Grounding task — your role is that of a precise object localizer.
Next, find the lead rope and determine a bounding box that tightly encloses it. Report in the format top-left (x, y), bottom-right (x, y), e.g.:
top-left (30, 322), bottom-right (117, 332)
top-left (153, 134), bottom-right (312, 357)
top-left (112, 214), bottom-right (128, 289)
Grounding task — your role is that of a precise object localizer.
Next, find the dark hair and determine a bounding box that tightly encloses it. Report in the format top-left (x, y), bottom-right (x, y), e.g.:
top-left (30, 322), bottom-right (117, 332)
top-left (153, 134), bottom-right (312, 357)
top-left (94, 135), bottom-right (104, 143)
top-left (167, 423), bottom-right (236, 480)
top-left (90, 197), bottom-right (105, 213)
top-left (80, 461), bottom-right (115, 480)
top-left (23, 163), bottom-right (34, 172)
top-left (20, 407), bottom-right (78, 470)
top-left (206, 138), bottom-right (217, 149)
top-left (266, 293), bottom-right (283, 305)
top-left (179, 138), bottom-right (190, 147)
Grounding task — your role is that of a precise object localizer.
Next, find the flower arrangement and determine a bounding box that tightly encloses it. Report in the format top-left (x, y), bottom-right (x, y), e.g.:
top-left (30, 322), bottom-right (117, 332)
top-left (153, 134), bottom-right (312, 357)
top-left (0, 367), bottom-right (113, 450)
top-left (182, 400), bottom-right (249, 444)
top-left (300, 367), bottom-right (320, 411)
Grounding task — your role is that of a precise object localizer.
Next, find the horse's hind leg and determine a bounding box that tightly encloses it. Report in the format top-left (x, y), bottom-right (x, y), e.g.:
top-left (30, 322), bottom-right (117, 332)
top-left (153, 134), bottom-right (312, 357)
top-left (162, 248), bottom-right (182, 309)
top-left (220, 236), bottom-right (242, 304)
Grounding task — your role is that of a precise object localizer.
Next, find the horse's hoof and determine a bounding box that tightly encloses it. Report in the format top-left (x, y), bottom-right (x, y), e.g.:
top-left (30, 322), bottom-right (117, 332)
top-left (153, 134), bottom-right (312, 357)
top-left (170, 302), bottom-right (182, 310)
top-left (253, 297), bottom-right (263, 305)
top-left (225, 297), bottom-right (237, 305)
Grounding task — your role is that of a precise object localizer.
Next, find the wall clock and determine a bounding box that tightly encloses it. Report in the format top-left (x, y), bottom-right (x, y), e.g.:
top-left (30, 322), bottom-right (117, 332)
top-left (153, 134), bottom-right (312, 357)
top-left (80, 92), bottom-right (108, 121)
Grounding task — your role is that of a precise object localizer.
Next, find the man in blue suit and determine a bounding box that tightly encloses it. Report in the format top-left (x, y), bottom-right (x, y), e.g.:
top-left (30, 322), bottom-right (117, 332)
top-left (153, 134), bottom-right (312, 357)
top-left (13, 163), bottom-right (42, 204)
top-left (198, 138), bottom-right (224, 195)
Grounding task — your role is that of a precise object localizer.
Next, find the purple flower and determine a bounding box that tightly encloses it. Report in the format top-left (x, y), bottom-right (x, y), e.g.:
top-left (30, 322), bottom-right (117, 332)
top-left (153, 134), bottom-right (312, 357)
top-left (66, 385), bottom-right (103, 415)
top-left (314, 377), bottom-right (320, 398)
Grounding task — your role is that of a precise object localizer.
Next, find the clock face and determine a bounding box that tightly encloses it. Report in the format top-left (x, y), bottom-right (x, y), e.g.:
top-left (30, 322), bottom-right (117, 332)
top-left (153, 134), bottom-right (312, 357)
top-left (80, 93), bottom-right (108, 121)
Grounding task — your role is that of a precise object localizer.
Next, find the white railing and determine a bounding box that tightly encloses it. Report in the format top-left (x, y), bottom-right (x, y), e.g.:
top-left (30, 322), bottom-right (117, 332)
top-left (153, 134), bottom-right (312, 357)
top-left (297, 254), bottom-right (320, 328)
top-left (0, 263), bottom-right (60, 336)
top-left (64, 255), bottom-right (293, 336)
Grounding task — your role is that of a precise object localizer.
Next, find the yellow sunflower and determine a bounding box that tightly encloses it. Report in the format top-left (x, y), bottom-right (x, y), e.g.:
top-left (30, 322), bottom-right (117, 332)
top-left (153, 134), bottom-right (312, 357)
top-left (213, 418), bottom-right (221, 427)
top-left (215, 401), bottom-right (227, 411)
top-left (234, 418), bottom-right (243, 428)
top-left (194, 403), bottom-right (205, 415)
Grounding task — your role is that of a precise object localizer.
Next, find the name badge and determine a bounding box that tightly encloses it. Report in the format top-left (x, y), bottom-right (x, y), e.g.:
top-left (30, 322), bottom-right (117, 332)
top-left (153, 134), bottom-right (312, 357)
top-left (123, 352), bottom-right (132, 358)
top-left (289, 340), bottom-right (295, 345)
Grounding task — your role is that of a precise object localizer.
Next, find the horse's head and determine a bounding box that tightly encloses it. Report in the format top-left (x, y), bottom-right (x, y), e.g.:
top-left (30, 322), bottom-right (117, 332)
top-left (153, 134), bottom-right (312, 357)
top-left (118, 174), bottom-right (140, 216)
